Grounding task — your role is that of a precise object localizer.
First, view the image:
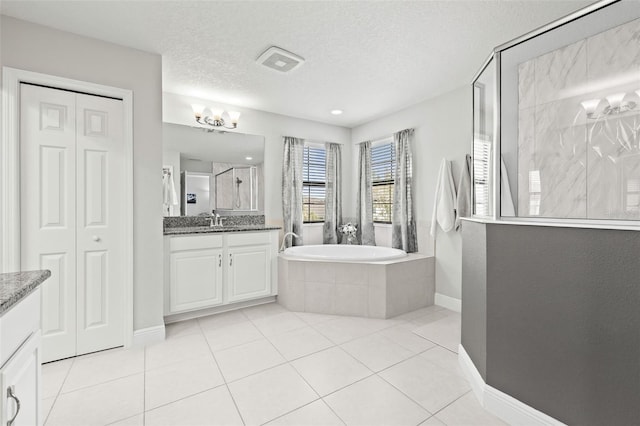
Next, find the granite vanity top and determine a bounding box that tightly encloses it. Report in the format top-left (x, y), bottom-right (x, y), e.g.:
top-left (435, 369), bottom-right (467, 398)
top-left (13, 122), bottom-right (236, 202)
top-left (0, 270), bottom-right (51, 315)
top-left (164, 225), bottom-right (281, 236)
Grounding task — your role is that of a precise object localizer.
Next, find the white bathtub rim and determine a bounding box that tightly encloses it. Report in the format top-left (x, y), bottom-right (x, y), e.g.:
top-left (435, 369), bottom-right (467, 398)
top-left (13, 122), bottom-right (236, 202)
top-left (280, 244), bottom-right (415, 263)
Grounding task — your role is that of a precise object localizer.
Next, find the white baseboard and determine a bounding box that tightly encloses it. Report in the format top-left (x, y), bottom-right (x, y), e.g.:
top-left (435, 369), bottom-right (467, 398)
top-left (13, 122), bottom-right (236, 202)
top-left (131, 325), bottom-right (165, 347)
top-left (457, 345), bottom-right (485, 405)
top-left (434, 293), bottom-right (461, 312)
top-left (458, 344), bottom-right (566, 426)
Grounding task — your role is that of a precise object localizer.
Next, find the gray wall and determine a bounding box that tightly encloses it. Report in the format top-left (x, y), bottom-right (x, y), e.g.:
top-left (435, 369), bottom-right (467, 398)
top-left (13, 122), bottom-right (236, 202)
top-left (460, 221), bottom-right (486, 380)
top-left (1, 16), bottom-right (165, 331)
top-left (462, 220), bottom-right (640, 425)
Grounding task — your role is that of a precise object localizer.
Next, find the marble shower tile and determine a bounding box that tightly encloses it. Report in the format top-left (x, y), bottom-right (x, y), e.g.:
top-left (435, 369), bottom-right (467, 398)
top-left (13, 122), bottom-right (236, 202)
top-left (518, 106), bottom-right (536, 216)
top-left (533, 99), bottom-right (587, 218)
top-left (535, 40), bottom-right (587, 104)
top-left (518, 60), bottom-right (536, 110)
top-left (586, 18), bottom-right (640, 85)
top-left (587, 114), bottom-right (640, 219)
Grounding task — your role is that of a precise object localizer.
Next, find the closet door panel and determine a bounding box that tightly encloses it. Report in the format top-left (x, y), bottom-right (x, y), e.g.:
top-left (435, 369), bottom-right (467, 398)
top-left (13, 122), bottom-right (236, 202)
top-left (75, 93), bottom-right (125, 355)
top-left (20, 84), bottom-right (77, 363)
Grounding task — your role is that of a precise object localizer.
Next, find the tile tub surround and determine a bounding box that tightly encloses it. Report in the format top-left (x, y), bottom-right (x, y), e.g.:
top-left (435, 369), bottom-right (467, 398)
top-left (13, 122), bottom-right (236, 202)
top-left (0, 269), bottom-right (51, 314)
top-left (278, 254), bottom-right (435, 319)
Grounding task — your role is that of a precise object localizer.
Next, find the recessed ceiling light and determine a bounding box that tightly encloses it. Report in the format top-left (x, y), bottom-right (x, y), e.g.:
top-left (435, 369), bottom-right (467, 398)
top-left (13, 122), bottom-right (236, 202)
top-left (245, 156), bottom-right (253, 160)
top-left (331, 109), bottom-right (343, 115)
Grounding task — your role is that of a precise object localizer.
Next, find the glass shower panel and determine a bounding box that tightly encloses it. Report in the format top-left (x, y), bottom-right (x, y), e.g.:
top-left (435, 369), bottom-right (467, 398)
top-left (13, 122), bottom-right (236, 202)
top-left (472, 58), bottom-right (496, 217)
top-left (215, 166), bottom-right (258, 211)
top-left (500, 9), bottom-right (640, 220)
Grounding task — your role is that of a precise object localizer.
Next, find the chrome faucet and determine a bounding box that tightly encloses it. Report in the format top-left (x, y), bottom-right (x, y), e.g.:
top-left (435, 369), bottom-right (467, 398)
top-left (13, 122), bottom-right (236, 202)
top-left (209, 211), bottom-right (223, 228)
top-left (280, 232), bottom-right (300, 252)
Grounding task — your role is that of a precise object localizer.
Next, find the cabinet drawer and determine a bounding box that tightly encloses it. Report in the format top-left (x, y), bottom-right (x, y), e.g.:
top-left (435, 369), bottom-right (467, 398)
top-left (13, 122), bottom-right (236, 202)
top-left (226, 232), bottom-right (272, 247)
top-left (0, 289), bottom-right (40, 368)
top-left (170, 234), bottom-right (224, 251)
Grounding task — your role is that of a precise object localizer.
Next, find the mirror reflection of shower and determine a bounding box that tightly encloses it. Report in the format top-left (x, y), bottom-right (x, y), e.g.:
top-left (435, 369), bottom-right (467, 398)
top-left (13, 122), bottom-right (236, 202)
top-left (235, 177), bottom-right (243, 209)
top-left (215, 166), bottom-right (258, 211)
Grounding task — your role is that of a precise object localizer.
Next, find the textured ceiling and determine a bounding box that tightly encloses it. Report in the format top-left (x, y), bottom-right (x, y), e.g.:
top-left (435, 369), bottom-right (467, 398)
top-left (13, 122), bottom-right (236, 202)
top-left (1, 0), bottom-right (594, 127)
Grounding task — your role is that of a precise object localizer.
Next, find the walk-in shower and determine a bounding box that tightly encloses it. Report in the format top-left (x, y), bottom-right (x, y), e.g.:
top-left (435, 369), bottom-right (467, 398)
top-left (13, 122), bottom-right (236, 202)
top-left (472, 0), bottom-right (640, 223)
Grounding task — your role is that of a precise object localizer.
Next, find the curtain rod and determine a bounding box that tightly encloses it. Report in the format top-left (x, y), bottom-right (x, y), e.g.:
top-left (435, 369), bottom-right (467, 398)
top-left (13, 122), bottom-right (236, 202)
top-left (356, 128), bottom-right (414, 145)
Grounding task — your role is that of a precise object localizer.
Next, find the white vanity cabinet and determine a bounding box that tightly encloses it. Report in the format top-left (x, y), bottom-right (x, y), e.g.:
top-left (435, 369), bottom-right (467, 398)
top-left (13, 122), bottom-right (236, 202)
top-left (165, 230), bottom-right (278, 316)
top-left (0, 289), bottom-right (42, 426)
top-left (226, 233), bottom-right (273, 303)
top-left (168, 235), bottom-right (225, 313)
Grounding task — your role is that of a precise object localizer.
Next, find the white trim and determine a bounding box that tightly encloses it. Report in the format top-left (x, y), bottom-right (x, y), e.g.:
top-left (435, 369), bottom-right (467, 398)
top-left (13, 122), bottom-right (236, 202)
top-left (458, 344), bottom-right (566, 426)
top-left (131, 325), bottom-right (166, 347)
top-left (434, 293), bottom-right (461, 312)
top-left (462, 216), bottom-right (640, 232)
top-left (457, 344), bottom-right (485, 405)
top-left (1, 67), bottom-right (135, 348)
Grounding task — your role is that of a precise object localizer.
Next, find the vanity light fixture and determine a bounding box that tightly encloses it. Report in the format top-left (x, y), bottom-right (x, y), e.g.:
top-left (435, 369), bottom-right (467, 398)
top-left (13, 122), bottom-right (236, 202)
top-left (581, 89), bottom-right (639, 119)
top-left (192, 104), bottom-right (241, 130)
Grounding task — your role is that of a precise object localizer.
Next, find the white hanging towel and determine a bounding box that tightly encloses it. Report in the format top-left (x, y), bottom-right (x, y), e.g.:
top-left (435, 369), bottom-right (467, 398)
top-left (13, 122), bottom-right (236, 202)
top-left (455, 154), bottom-right (471, 230)
top-left (431, 158), bottom-right (457, 237)
top-left (162, 171), bottom-right (179, 206)
top-left (500, 157), bottom-right (516, 216)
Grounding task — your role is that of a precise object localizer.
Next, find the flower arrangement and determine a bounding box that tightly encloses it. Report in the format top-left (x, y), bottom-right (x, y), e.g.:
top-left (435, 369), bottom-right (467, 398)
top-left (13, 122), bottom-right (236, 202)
top-left (339, 222), bottom-right (358, 244)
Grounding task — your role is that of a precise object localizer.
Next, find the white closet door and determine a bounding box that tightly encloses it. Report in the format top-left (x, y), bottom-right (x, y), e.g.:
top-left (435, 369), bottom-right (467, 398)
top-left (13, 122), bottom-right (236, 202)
top-left (20, 84), bottom-right (77, 362)
top-left (20, 84), bottom-right (126, 361)
top-left (75, 93), bottom-right (125, 354)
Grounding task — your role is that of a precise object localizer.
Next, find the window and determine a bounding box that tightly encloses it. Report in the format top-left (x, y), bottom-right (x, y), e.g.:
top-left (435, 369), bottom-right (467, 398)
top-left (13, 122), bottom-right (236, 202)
top-left (302, 144), bottom-right (326, 222)
top-left (371, 141), bottom-right (395, 223)
top-left (473, 138), bottom-right (491, 217)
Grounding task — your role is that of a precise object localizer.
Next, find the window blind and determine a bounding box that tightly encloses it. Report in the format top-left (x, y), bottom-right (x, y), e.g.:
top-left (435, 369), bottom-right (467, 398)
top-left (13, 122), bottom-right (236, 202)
top-left (303, 145), bottom-right (326, 222)
top-left (473, 138), bottom-right (492, 217)
top-left (371, 142), bottom-right (395, 223)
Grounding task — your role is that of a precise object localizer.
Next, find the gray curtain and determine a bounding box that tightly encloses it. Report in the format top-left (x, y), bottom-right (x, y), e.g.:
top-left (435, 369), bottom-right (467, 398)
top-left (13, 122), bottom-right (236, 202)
top-left (392, 129), bottom-right (418, 252)
top-left (356, 141), bottom-right (376, 246)
top-left (282, 136), bottom-right (304, 248)
top-left (323, 143), bottom-right (343, 244)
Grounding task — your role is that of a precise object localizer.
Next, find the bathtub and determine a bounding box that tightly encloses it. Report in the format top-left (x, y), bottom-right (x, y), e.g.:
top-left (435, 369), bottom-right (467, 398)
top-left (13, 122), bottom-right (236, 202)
top-left (278, 245), bottom-right (434, 319)
top-left (282, 244), bottom-right (407, 262)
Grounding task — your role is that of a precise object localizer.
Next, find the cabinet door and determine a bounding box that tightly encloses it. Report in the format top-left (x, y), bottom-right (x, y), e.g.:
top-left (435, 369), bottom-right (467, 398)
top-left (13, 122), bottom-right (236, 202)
top-left (227, 245), bottom-right (271, 303)
top-left (170, 248), bottom-right (224, 313)
top-left (1, 333), bottom-right (41, 426)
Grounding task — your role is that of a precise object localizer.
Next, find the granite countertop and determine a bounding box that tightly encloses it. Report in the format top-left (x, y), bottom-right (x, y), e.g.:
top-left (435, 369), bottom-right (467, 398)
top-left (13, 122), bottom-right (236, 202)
top-left (164, 225), bottom-right (281, 236)
top-left (0, 270), bottom-right (51, 315)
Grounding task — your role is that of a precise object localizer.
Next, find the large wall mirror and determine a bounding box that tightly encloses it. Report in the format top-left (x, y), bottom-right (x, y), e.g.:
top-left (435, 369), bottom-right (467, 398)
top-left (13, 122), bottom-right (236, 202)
top-left (162, 123), bottom-right (265, 216)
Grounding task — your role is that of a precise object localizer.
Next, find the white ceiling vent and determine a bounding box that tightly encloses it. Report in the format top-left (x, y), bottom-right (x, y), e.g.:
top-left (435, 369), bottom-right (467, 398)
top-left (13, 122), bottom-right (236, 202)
top-left (256, 46), bottom-right (305, 73)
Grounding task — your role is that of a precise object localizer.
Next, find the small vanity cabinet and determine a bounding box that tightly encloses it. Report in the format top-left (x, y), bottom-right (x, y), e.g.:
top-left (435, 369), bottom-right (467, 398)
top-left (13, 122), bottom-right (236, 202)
top-left (164, 230), bottom-right (279, 317)
top-left (0, 270), bottom-right (50, 426)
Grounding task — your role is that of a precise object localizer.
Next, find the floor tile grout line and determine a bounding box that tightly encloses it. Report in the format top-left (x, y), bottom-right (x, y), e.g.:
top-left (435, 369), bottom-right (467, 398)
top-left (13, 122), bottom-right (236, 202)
top-left (373, 346), bottom-right (471, 419)
top-left (55, 369), bottom-right (145, 396)
top-left (374, 369), bottom-right (437, 418)
top-left (197, 317), bottom-right (247, 426)
top-left (247, 313), bottom-right (353, 426)
top-left (143, 383), bottom-right (228, 415)
top-left (42, 357), bottom-right (75, 426)
top-left (142, 343), bottom-right (147, 426)
top-left (257, 397), bottom-right (323, 426)
top-left (430, 389), bottom-right (473, 418)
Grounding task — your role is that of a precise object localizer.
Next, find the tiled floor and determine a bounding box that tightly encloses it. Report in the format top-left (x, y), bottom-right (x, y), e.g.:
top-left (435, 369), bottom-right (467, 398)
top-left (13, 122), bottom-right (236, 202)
top-left (42, 303), bottom-right (506, 426)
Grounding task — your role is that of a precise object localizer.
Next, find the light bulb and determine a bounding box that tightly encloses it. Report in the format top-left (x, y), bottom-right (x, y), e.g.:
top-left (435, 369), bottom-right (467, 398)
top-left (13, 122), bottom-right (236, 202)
top-left (192, 104), bottom-right (205, 119)
top-left (210, 108), bottom-right (224, 121)
top-left (606, 93), bottom-right (625, 108)
top-left (580, 99), bottom-right (600, 115)
top-left (228, 111), bottom-right (241, 124)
